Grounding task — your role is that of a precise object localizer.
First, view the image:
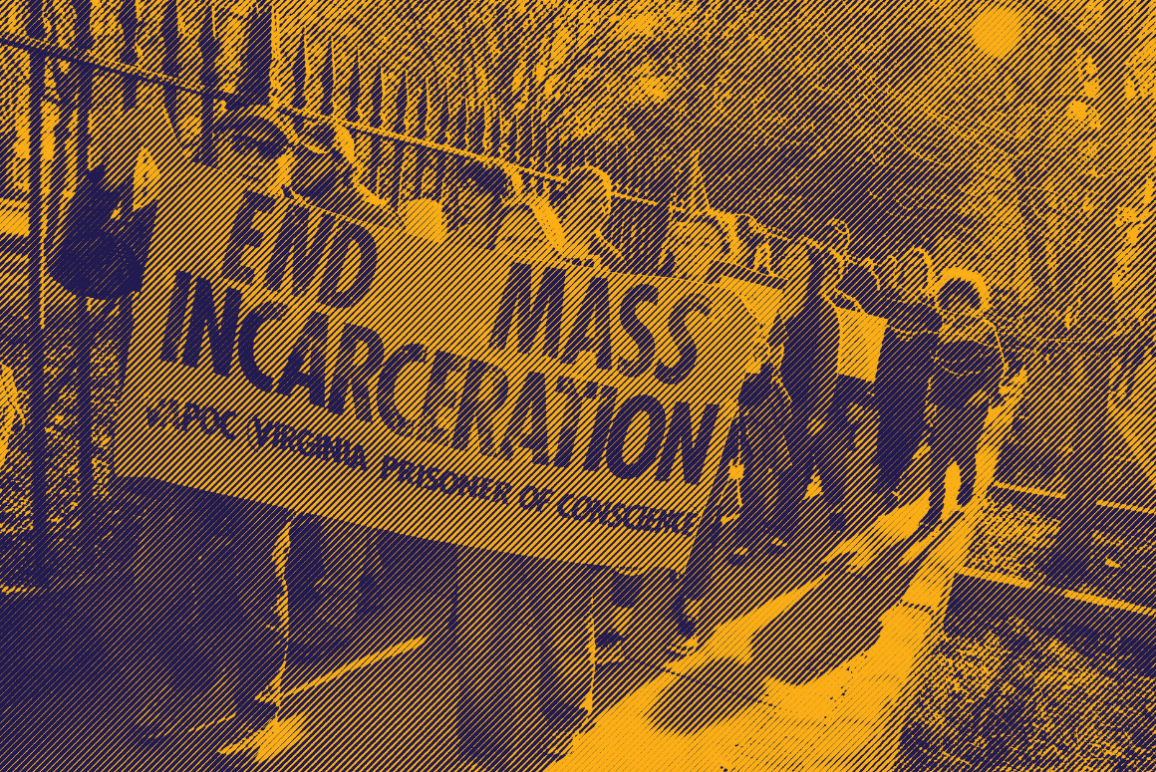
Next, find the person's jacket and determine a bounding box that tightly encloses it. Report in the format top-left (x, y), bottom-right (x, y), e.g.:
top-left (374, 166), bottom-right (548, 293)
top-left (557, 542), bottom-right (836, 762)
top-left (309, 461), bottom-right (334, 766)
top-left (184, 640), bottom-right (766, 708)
top-left (874, 290), bottom-right (942, 398)
top-left (780, 293), bottom-right (840, 433)
top-left (738, 372), bottom-right (793, 473)
top-left (927, 317), bottom-right (1006, 412)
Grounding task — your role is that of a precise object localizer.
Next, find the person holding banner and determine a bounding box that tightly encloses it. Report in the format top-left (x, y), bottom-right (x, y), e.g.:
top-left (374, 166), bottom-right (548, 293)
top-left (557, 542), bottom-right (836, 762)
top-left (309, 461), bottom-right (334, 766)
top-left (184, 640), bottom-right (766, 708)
top-left (455, 163), bottom-right (640, 763)
top-left (872, 247), bottom-right (942, 503)
top-left (773, 239), bottom-right (846, 538)
top-left (128, 105), bottom-right (304, 762)
top-left (918, 268), bottom-right (1009, 531)
top-left (290, 120), bottom-right (400, 231)
top-left (727, 323), bottom-right (794, 566)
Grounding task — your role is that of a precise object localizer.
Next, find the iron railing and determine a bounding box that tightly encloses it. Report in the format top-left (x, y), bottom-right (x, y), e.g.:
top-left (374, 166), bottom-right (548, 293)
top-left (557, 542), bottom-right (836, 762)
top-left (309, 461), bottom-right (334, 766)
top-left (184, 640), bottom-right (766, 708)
top-left (6, 0), bottom-right (795, 584)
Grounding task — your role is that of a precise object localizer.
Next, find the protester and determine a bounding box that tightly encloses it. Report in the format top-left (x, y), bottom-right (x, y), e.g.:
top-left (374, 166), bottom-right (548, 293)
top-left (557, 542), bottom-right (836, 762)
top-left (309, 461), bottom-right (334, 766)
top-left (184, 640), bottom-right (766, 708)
top-left (734, 213), bottom-right (770, 272)
top-left (919, 267), bottom-right (1009, 531)
top-left (872, 247), bottom-right (942, 504)
top-left (667, 211), bottom-right (742, 282)
top-left (773, 238), bottom-right (845, 536)
top-left (290, 120), bottom-right (401, 230)
top-left (727, 322), bottom-right (793, 566)
top-left (553, 164), bottom-right (625, 270)
top-left (455, 163), bottom-right (637, 762)
top-left (665, 216), bottom-right (791, 653)
top-left (131, 105), bottom-right (302, 763)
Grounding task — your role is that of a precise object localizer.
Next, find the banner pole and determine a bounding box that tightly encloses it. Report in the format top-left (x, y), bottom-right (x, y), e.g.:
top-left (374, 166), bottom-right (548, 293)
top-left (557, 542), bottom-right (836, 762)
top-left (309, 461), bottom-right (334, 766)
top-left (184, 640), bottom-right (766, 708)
top-left (27, 0), bottom-right (48, 588)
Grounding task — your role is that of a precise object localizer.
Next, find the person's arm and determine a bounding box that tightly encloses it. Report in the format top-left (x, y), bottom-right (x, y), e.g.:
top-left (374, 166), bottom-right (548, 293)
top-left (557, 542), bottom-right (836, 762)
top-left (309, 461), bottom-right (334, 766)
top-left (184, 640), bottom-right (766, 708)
top-left (964, 320), bottom-right (1008, 407)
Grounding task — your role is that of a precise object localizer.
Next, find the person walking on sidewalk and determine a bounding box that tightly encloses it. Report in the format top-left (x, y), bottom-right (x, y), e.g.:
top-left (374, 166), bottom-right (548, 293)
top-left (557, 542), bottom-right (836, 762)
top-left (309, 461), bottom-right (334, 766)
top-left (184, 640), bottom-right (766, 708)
top-left (455, 163), bottom-right (635, 767)
top-left (873, 247), bottom-right (942, 505)
top-left (918, 267), bottom-right (1008, 532)
top-left (727, 323), bottom-right (793, 566)
top-left (774, 239), bottom-right (844, 537)
top-left (127, 106), bottom-right (314, 765)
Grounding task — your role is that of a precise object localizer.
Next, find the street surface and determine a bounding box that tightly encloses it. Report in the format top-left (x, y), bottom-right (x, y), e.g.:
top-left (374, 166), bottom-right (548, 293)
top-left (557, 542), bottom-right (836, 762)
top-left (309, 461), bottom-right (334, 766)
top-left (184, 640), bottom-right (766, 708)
top-left (2, 402), bottom-right (979, 772)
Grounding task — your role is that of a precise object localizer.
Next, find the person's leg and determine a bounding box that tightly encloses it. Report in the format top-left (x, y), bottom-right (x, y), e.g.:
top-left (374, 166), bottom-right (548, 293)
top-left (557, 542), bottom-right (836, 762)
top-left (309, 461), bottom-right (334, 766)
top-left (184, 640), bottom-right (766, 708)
top-left (672, 506), bottom-right (720, 649)
top-left (219, 623), bottom-right (288, 750)
top-left (128, 488), bottom-right (221, 740)
top-left (216, 509), bottom-right (296, 760)
top-left (947, 404), bottom-right (990, 510)
top-left (922, 413), bottom-right (956, 527)
top-left (532, 559), bottom-right (599, 758)
top-left (730, 399), bottom-right (790, 559)
top-left (454, 547), bottom-right (540, 770)
top-left (669, 417), bottom-right (741, 650)
top-left (595, 570), bottom-right (645, 663)
top-left (816, 384), bottom-right (854, 514)
top-left (770, 422), bottom-right (813, 542)
top-left (876, 386), bottom-right (927, 495)
top-left (874, 395), bottom-right (903, 492)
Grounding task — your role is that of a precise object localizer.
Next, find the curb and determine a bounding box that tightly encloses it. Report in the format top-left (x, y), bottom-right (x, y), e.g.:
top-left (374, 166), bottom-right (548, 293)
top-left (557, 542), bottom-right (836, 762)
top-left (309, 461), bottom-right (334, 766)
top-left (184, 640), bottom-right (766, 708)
top-left (946, 565), bottom-right (1156, 646)
top-left (838, 508), bottom-right (982, 772)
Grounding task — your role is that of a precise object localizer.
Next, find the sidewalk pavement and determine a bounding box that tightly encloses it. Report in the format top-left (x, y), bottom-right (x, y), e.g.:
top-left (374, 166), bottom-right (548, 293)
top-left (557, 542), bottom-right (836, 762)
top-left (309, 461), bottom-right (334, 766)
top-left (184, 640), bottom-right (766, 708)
top-left (547, 468), bottom-right (981, 772)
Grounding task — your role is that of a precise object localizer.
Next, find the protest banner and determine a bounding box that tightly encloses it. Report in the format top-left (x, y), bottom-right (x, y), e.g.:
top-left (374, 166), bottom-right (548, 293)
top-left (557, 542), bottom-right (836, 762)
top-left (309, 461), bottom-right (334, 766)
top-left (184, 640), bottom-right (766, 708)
top-left (833, 301), bottom-right (888, 385)
top-left (96, 81), bottom-right (759, 573)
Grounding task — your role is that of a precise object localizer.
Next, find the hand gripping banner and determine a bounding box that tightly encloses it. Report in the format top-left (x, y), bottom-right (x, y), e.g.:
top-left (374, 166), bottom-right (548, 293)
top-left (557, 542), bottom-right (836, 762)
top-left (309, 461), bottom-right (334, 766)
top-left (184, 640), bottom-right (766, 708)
top-left (101, 82), bottom-right (757, 572)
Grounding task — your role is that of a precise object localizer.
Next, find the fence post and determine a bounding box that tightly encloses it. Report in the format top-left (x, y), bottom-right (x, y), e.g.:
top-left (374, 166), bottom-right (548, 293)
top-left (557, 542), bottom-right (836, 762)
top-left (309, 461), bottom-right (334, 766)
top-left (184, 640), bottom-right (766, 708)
top-left (345, 52), bottom-right (361, 124)
top-left (26, 0), bottom-right (48, 587)
top-left (161, 0), bottom-right (182, 134)
top-left (72, 0), bottom-right (97, 564)
top-left (369, 64), bottom-right (384, 196)
top-left (446, 96), bottom-right (468, 232)
top-left (119, 0), bottom-right (141, 110)
top-left (72, 0), bottom-right (93, 173)
top-left (490, 96), bottom-right (503, 160)
top-left (345, 52), bottom-right (361, 169)
top-left (411, 77), bottom-right (428, 200)
top-left (432, 89), bottom-right (449, 202)
top-left (198, 0), bottom-right (218, 166)
top-left (389, 71), bottom-right (407, 211)
top-left (291, 29), bottom-right (308, 135)
top-left (320, 40), bottom-right (335, 117)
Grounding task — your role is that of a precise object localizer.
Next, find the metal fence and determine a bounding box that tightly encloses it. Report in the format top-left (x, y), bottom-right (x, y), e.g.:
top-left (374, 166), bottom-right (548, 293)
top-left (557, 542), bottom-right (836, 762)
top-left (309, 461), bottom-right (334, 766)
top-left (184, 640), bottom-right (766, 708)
top-left (1, 0), bottom-right (751, 583)
top-left (1, 0), bottom-right (1146, 589)
top-left (3, 1), bottom-right (775, 247)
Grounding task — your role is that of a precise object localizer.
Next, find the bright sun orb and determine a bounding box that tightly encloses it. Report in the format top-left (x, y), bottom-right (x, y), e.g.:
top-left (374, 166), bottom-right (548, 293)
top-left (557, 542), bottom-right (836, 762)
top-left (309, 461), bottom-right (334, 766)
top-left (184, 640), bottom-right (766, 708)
top-left (970, 6), bottom-right (1022, 58)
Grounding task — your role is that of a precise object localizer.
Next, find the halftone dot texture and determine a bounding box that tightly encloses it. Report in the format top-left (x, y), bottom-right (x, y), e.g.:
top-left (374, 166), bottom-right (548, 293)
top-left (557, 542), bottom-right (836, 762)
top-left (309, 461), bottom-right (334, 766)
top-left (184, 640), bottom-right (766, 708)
top-left (7, 0), bottom-right (1156, 771)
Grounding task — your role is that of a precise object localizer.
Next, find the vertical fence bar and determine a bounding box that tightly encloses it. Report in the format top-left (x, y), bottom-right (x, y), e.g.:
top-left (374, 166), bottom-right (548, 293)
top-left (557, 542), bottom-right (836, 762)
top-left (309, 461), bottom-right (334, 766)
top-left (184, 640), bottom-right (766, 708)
top-left (75, 289), bottom-right (91, 560)
top-left (490, 97), bottom-right (503, 160)
top-left (411, 77), bottom-right (428, 200)
top-left (345, 53), bottom-right (361, 124)
top-left (520, 96), bottom-right (532, 170)
top-left (433, 88), bottom-right (449, 202)
top-left (369, 64), bottom-right (383, 195)
top-left (446, 96), bottom-right (468, 232)
top-left (472, 94), bottom-right (485, 158)
top-left (389, 72), bottom-right (406, 211)
top-left (45, 77), bottom-right (69, 247)
top-left (292, 29), bottom-right (308, 135)
top-left (72, 0), bottom-right (93, 176)
top-left (532, 88), bottom-right (544, 174)
top-left (119, 0), bottom-right (141, 110)
top-left (27, 0), bottom-right (47, 586)
top-left (161, 0), bottom-right (182, 133)
top-left (73, 0), bottom-right (96, 562)
top-left (199, 0), bottom-right (218, 166)
top-left (346, 52), bottom-right (362, 170)
top-left (320, 41), bottom-right (335, 117)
